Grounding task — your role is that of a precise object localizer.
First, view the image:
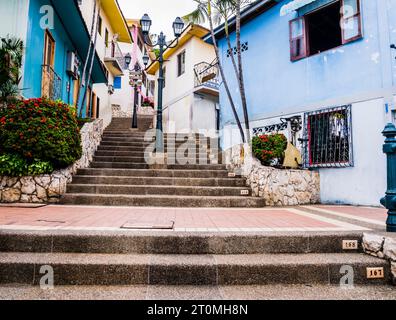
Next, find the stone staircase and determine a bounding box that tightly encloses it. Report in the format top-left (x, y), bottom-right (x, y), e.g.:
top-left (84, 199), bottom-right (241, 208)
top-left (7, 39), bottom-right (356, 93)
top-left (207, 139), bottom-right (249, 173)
top-left (60, 118), bottom-right (264, 207)
top-left (0, 230), bottom-right (391, 290)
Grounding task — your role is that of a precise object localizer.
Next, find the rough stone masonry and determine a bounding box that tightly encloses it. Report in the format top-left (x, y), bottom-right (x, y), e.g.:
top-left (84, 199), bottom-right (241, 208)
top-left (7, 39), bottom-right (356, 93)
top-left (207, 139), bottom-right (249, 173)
top-left (225, 143), bottom-right (320, 206)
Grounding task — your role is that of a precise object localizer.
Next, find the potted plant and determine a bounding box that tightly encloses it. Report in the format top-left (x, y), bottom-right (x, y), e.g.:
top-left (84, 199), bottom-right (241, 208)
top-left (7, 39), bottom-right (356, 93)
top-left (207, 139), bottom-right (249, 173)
top-left (252, 133), bottom-right (288, 167)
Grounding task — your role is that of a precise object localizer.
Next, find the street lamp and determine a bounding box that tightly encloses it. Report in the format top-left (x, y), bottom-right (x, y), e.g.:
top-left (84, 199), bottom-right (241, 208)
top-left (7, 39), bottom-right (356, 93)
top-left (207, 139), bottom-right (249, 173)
top-left (124, 53), bottom-right (142, 129)
top-left (140, 13), bottom-right (185, 153)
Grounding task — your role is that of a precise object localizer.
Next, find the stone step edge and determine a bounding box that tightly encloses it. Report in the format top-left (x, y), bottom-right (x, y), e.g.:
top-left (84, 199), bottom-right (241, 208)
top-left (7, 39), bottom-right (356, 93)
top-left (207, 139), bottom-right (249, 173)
top-left (0, 252), bottom-right (390, 285)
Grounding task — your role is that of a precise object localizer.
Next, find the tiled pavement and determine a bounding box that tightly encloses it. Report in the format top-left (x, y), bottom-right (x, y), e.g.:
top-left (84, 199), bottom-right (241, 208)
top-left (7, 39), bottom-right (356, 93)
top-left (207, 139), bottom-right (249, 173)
top-left (0, 204), bottom-right (387, 233)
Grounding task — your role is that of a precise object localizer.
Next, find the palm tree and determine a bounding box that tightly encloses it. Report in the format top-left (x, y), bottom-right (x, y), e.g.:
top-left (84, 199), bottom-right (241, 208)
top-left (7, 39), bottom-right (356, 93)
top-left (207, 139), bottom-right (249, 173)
top-left (0, 36), bottom-right (23, 103)
top-left (184, 0), bottom-right (253, 143)
top-left (184, 0), bottom-right (246, 143)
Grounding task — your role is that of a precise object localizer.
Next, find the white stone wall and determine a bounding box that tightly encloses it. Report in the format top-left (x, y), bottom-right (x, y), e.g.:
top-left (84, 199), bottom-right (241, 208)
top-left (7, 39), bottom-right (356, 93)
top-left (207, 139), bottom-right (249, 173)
top-left (225, 143), bottom-right (320, 206)
top-left (362, 233), bottom-right (396, 285)
top-left (0, 119), bottom-right (104, 203)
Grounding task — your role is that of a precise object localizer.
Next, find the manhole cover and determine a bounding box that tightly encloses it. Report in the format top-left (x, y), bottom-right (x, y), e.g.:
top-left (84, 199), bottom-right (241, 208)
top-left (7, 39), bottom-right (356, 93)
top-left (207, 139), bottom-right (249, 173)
top-left (120, 220), bottom-right (175, 230)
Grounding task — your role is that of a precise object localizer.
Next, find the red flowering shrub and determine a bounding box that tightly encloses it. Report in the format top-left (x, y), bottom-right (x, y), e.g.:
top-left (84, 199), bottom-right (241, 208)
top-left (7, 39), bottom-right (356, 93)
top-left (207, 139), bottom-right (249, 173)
top-left (142, 97), bottom-right (154, 107)
top-left (0, 98), bottom-right (82, 170)
top-left (252, 133), bottom-right (288, 166)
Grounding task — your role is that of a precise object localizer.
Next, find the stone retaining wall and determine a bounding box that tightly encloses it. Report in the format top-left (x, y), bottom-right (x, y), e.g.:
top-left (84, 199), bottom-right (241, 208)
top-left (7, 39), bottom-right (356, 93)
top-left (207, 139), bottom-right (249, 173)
top-left (224, 143), bottom-right (320, 206)
top-left (362, 233), bottom-right (396, 285)
top-left (112, 104), bottom-right (132, 118)
top-left (0, 119), bottom-right (104, 203)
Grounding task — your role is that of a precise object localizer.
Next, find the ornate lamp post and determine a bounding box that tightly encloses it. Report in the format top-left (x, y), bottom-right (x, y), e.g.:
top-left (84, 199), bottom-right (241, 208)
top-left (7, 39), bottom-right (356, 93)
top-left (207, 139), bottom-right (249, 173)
top-left (140, 14), bottom-right (184, 153)
top-left (125, 53), bottom-right (142, 129)
top-left (380, 123), bottom-right (396, 232)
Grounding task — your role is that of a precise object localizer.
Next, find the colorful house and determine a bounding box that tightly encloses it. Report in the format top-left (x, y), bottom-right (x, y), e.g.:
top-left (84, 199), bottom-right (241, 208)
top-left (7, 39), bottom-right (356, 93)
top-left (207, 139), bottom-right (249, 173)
top-left (0, 0), bottom-right (107, 108)
top-left (206, 0), bottom-right (396, 206)
top-left (147, 24), bottom-right (220, 135)
top-left (78, 0), bottom-right (133, 126)
top-left (110, 18), bottom-right (156, 118)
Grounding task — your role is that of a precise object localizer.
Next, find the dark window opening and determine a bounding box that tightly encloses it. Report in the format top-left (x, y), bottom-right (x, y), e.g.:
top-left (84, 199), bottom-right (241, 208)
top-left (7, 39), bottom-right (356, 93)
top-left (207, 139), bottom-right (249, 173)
top-left (306, 2), bottom-right (342, 55)
top-left (303, 105), bottom-right (353, 168)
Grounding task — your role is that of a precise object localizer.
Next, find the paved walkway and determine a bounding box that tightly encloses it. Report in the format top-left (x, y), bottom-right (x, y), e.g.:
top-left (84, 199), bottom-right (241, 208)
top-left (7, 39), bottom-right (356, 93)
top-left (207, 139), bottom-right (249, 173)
top-left (0, 204), bottom-right (387, 233)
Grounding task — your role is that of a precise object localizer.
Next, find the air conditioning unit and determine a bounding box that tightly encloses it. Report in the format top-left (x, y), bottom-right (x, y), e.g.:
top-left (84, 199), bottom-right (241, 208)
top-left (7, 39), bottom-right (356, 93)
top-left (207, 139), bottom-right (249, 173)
top-left (108, 84), bottom-right (115, 95)
top-left (66, 51), bottom-right (79, 80)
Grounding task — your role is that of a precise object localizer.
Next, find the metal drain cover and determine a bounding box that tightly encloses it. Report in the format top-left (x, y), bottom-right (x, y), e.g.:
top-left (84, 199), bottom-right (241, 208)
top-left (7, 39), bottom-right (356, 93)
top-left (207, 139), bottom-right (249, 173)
top-left (121, 220), bottom-right (175, 230)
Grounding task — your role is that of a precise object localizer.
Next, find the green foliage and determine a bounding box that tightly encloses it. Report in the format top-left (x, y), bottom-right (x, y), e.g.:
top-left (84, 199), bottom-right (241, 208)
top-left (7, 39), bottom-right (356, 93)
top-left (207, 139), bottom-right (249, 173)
top-left (0, 154), bottom-right (53, 177)
top-left (0, 98), bottom-right (82, 170)
top-left (0, 36), bottom-right (23, 102)
top-left (252, 133), bottom-right (288, 166)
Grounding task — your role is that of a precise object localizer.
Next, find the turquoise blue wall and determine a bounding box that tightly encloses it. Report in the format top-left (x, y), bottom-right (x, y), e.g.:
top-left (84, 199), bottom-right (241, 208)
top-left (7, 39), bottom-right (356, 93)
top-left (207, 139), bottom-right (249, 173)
top-left (23, 0), bottom-right (90, 108)
top-left (217, 0), bottom-right (396, 125)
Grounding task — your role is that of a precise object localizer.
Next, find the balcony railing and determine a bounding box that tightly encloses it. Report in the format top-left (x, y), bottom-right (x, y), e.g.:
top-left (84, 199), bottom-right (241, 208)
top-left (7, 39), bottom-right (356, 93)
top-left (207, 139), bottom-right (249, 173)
top-left (194, 60), bottom-right (220, 90)
top-left (41, 65), bottom-right (62, 100)
top-left (105, 40), bottom-right (125, 69)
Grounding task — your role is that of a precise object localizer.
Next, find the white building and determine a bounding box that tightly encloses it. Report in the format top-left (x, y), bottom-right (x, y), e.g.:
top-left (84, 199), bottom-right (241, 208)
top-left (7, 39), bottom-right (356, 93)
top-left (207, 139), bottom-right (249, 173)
top-left (111, 19), bottom-right (156, 118)
top-left (78, 0), bottom-right (132, 127)
top-left (147, 24), bottom-right (220, 136)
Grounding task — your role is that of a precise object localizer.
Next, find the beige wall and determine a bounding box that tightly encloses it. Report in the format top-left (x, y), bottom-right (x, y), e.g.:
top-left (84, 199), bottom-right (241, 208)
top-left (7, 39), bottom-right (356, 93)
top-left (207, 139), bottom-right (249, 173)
top-left (154, 33), bottom-right (217, 134)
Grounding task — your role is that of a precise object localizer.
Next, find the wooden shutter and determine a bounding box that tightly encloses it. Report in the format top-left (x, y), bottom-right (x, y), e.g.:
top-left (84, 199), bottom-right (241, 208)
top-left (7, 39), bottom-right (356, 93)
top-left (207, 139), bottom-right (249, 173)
top-left (289, 17), bottom-right (307, 61)
top-left (341, 0), bottom-right (362, 44)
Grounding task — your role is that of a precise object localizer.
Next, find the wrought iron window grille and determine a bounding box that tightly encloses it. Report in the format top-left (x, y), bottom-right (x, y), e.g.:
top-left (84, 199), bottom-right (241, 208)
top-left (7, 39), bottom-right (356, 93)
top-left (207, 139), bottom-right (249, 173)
top-left (302, 105), bottom-right (354, 169)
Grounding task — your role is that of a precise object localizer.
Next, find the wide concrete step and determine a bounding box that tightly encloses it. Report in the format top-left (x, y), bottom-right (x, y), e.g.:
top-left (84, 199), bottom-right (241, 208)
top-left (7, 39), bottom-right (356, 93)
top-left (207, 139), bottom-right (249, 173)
top-left (60, 194), bottom-right (266, 207)
top-left (92, 156), bottom-right (213, 163)
top-left (77, 168), bottom-right (232, 178)
top-left (101, 136), bottom-right (211, 143)
top-left (90, 162), bottom-right (227, 170)
top-left (71, 176), bottom-right (246, 187)
top-left (100, 140), bottom-right (211, 147)
top-left (0, 230), bottom-right (364, 254)
top-left (95, 150), bottom-right (214, 158)
top-left (0, 252), bottom-right (389, 285)
top-left (97, 145), bottom-right (212, 153)
top-left (66, 184), bottom-right (250, 196)
top-left (2, 284), bottom-right (396, 300)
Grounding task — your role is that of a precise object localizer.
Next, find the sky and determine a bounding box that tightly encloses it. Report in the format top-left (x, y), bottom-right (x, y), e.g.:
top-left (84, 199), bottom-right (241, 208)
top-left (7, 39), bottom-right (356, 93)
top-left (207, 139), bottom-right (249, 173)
top-left (118, 0), bottom-right (198, 39)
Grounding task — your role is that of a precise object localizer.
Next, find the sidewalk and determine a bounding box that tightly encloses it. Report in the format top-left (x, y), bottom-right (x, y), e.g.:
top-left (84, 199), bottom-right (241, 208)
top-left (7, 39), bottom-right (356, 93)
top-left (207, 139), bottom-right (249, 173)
top-left (0, 204), bottom-right (387, 233)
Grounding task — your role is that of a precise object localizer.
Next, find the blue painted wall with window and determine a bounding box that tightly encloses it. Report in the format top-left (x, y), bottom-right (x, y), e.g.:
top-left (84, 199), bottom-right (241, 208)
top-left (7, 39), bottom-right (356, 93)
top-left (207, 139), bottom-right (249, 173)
top-left (24, 0), bottom-right (77, 103)
top-left (216, 0), bottom-right (396, 125)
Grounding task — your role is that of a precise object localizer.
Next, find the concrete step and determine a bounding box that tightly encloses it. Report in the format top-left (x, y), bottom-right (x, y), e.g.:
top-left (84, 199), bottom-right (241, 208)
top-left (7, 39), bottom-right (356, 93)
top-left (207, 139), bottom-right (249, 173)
top-left (95, 150), bottom-right (215, 158)
top-left (90, 162), bottom-right (227, 170)
top-left (100, 140), bottom-right (211, 148)
top-left (66, 184), bottom-right (251, 197)
top-left (1, 284), bottom-right (395, 300)
top-left (101, 136), bottom-right (211, 143)
top-left (92, 156), bottom-right (213, 163)
top-left (77, 168), bottom-right (232, 178)
top-left (0, 252), bottom-right (389, 285)
top-left (97, 145), bottom-right (213, 153)
top-left (0, 230), bottom-right (364, 254)
top-left (59, 194), bottom-right (266, 207)
top-left (71, 176), bottom-right (246, 187)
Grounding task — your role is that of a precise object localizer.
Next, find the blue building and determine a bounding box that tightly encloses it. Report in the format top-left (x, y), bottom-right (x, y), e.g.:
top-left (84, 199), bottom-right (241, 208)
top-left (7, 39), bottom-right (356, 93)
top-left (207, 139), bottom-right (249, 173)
top-left (0, 0), bottom-right (107, 110)
top-left (206, 0), bottom-right (396, 206)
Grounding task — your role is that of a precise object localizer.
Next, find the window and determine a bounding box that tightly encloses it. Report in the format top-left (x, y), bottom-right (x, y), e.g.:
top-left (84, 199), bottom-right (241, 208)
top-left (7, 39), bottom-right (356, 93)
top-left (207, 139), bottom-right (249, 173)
top-left (43, 30), bottom-right (55, 67)
top-left (105, 28), bottom-right (109, 47)
top-left (113, 76), bottom-right (122, 89)
top-left (98, 16), bottom-right (103, 36)
top-left (289, 0), bottom-right (362, 61)
top-left (177, 50), bottom-right (186, 77)
top-left (303, 105), bottom-right (353, 168)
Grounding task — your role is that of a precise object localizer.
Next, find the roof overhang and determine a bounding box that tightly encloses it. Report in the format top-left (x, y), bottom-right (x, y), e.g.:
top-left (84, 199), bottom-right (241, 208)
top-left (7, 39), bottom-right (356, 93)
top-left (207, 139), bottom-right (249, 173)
top-left (102, 0), bottom-right (133, 43)
top-left (51, 0), bottom-right (107, 84)
top-left (203, 0), bottom-right (278, 44)
top-left (146, 24), bottom-right (210, 75)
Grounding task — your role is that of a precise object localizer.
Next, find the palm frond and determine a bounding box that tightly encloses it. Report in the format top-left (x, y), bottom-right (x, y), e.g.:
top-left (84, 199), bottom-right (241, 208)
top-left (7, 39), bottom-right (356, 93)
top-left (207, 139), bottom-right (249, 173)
top-left (182, 7), bottom-right (207, 25)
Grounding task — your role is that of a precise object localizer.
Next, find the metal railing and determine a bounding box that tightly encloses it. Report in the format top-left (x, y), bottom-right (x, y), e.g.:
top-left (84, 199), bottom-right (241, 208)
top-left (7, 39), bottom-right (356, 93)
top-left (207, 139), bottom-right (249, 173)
top-left (105, 40), bottom-right (125, 69)
top-left (41, 65), bottom-right (62, 100)
top-left (194, 60), bottom-right (220, 90)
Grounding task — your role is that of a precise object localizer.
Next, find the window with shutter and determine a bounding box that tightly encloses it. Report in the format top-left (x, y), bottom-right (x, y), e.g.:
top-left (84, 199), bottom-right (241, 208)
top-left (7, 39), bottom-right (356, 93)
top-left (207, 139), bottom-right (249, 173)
top-left (341, 0), bottom-right (362, 44)
top-left (289, 17), bottom-right (307, 61)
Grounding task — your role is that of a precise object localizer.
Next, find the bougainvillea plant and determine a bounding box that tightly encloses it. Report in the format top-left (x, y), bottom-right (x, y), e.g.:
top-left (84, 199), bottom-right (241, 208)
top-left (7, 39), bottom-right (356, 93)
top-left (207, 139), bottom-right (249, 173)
top-left (252, 133), bottom-right (288, 166)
